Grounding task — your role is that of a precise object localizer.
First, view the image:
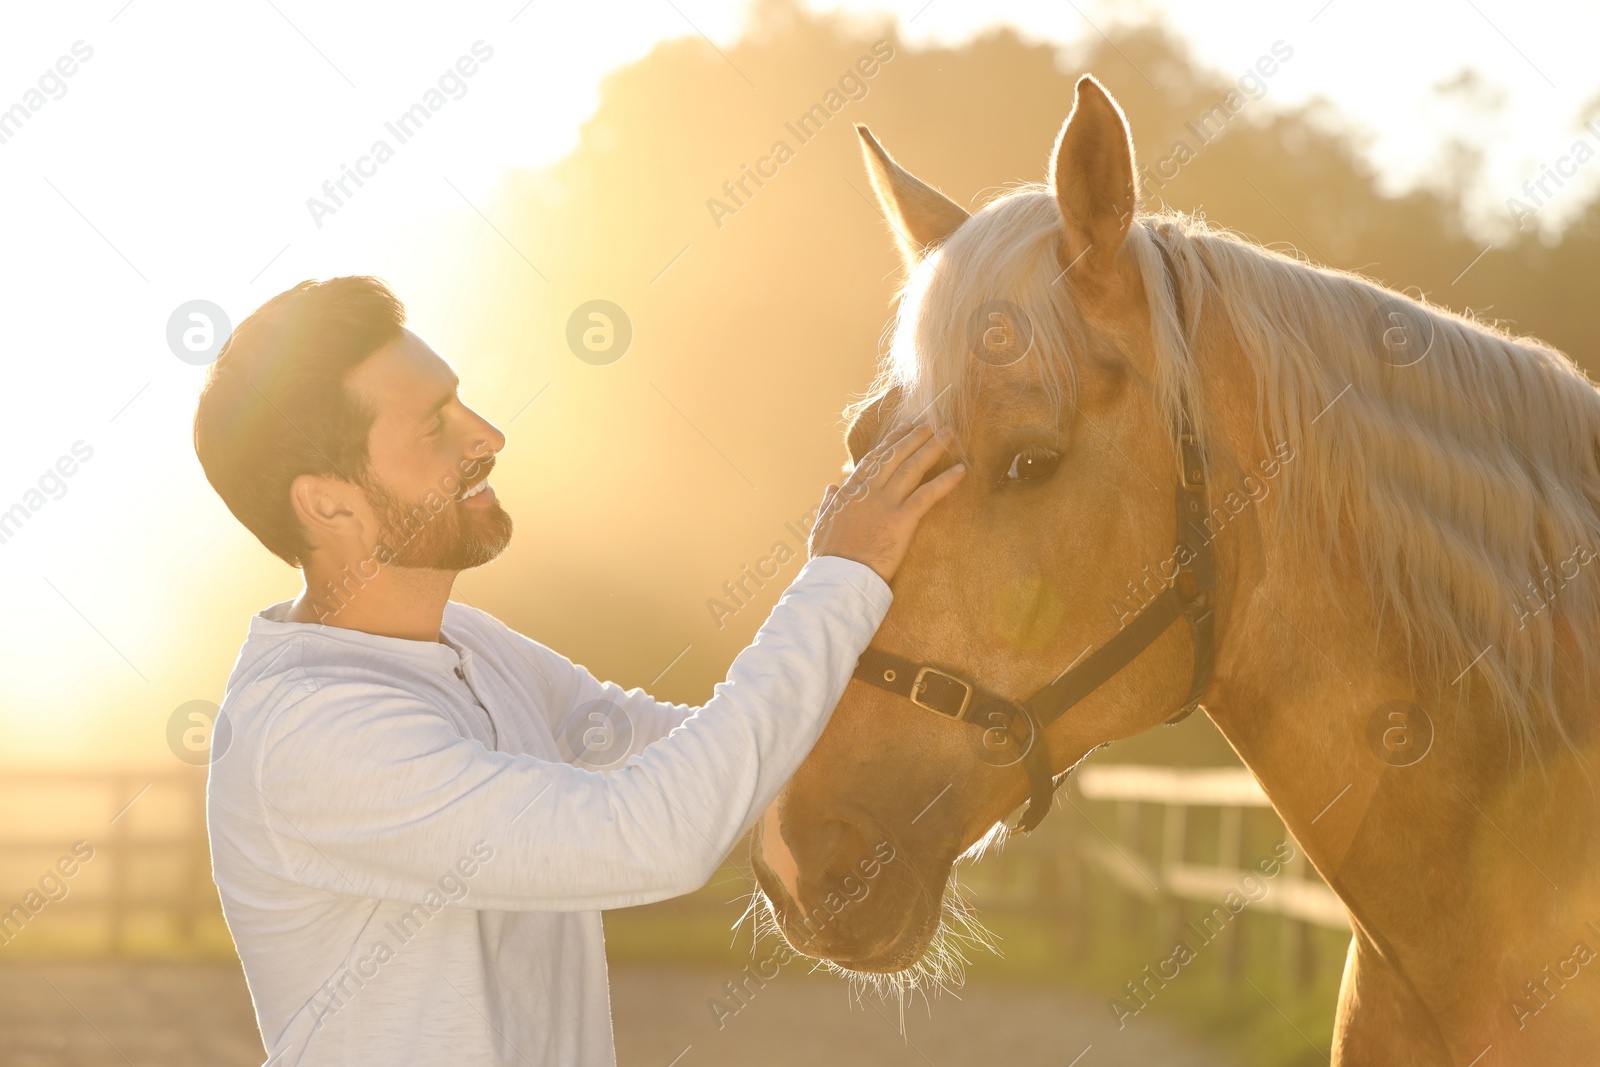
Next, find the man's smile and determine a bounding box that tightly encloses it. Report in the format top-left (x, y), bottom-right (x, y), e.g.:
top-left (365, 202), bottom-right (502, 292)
top-left (461, 478), bottom-right (495, 506)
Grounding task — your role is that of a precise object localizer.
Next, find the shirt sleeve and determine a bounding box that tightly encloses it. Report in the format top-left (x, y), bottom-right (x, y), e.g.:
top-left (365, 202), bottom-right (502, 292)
top-left (501, 635), bottom-right (697, 769)
top-left (253, 555), bottom-right (891, 912)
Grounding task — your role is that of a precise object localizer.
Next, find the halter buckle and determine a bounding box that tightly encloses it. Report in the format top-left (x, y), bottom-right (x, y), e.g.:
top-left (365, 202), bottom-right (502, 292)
top-left (911, 667), bottom-right (973, 719)
top-left (1178, 431), bottom-right (1206, 491)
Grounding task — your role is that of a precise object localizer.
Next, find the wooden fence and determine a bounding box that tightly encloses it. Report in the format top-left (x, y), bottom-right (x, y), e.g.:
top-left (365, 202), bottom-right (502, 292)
top-left (955, 764), bottom-right (1349, 987)
top-left (0, 770), bottom-right (218, 956)
top-left (1073, 765), bottom-right (1345, 928)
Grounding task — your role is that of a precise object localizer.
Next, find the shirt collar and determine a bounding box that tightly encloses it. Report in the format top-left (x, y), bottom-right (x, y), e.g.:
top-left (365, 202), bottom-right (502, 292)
top-left (250, 599), bottom-right (473, 676)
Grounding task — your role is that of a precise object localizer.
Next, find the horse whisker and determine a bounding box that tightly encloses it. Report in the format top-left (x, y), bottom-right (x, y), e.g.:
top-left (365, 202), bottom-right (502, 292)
top-left (747, 867), bottom-right (1002, 1014)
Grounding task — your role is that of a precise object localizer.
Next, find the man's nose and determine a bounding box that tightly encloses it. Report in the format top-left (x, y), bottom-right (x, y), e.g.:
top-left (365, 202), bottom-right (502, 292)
top-left (468, 415), bottom-right (506, 461)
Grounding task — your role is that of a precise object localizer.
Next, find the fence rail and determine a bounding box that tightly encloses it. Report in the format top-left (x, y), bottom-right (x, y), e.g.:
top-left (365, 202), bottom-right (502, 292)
top-left (943, 763), bottom-right (1349, 989)
top-left (1075, 764), bottom-right (1347, 929)
top-left (0, 770), bottom-right (215, 955)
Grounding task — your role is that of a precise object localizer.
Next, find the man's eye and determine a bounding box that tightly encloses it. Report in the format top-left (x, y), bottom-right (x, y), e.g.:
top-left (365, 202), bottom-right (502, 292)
top-left (1001, 447), bottom-right (1060, 484)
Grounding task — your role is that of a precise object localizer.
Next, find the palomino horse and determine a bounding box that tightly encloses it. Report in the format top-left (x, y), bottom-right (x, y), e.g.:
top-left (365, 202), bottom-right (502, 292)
top-left (751, 75), bottom-right (1600, 1064)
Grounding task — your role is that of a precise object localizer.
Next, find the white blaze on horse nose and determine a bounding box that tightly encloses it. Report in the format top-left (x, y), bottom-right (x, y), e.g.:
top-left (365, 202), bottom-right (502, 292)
top-left (759, 803), bottom-right (801, 905)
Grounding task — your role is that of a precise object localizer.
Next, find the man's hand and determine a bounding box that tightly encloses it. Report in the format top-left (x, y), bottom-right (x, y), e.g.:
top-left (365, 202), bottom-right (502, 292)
top-left (808, 422), bottom-right (966, 584)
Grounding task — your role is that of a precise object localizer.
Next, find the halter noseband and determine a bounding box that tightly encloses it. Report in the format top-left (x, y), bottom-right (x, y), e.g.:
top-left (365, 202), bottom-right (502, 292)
top-left (850, 233), bottom-right (1217, 833)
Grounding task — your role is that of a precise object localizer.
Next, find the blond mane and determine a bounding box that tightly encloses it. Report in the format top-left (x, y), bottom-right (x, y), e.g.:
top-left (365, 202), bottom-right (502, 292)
top-left (859, 186), bottom-right (1600, 754)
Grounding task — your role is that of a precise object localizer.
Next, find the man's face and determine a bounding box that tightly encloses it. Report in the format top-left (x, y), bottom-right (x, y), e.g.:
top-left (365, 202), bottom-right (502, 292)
top-left (345, 329), bottom-right (512, 571)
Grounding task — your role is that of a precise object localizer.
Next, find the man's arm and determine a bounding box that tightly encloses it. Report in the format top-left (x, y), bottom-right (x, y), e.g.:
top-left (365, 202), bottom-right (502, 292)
top-left (251, 556), bottom-right (882, 910)
top-left (250, 423), bottom-right (964, 911)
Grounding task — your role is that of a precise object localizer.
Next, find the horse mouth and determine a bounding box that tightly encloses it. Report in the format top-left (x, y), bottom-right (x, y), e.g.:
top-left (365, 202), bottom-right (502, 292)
top-left (748, 805), bottom-right (1000, 989)
top-left (750, 853), bottom-right (994, 988)
top-left (763, 888), bottom-right (929, 972)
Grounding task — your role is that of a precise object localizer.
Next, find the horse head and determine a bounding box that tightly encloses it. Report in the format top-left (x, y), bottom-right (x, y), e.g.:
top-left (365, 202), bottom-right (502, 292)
top-left (750, 75), bottom-right (1230, 982)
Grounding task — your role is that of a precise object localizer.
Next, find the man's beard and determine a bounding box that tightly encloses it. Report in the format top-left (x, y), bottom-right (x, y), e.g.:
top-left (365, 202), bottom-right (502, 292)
top-left (361, 468), bottom-right (514, 572)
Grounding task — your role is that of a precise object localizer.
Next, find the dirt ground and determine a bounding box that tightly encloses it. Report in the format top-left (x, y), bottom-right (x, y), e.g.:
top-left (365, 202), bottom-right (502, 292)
top-left (0, 961), bottom-right (1239, 1066)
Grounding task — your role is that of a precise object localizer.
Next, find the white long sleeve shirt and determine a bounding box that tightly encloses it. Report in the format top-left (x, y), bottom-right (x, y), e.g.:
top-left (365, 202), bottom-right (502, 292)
top-left (206, 555), bottom-right (891, 1067)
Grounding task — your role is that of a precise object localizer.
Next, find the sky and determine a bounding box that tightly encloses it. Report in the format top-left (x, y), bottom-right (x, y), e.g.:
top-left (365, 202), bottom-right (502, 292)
top-left (1, 0), bottom-right (1597, 766)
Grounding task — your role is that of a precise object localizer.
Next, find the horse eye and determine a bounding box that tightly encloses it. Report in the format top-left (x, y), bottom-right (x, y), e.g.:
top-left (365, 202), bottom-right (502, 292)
top-left (1002, 447), bottom-right (1061, 484)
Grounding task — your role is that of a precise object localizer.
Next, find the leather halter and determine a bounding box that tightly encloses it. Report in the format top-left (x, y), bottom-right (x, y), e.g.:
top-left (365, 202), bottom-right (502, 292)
top-left (850, 233), bottom-right (1217, 833)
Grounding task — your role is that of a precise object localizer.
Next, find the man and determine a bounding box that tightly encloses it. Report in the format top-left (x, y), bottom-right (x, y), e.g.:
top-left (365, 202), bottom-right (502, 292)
top-left (192, 275), bottom-right (964, 1066)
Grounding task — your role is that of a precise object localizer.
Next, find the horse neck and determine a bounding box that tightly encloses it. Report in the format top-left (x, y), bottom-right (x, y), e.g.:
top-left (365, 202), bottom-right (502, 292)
top-left (1198, 475), bottom-right (1600, 1044)
top-left (1181, 265), bottom-right (1593, 933)
top-left (1167, 242), bottom-right (1600, 1055)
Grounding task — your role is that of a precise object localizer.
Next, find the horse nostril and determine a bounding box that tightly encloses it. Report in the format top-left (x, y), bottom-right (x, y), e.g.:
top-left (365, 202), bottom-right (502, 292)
top-left (817, 816), bottom-right (856, 853)
top-left (803, 814), bottom-right (879, 894)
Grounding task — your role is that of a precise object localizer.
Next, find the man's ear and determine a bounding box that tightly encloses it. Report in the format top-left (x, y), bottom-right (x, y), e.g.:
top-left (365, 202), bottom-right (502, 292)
top-left (1050, 75), bottom-right (1138, 280)
top-left (288, 472), bottom-right (365, 553)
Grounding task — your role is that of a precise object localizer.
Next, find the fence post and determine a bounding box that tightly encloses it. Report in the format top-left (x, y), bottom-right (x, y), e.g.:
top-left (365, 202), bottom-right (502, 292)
top-left (1116, 799), bottom-right (1141, 933)
top-left (1160, 802), bottom-right (1186, 946)
top-left (1280, 839), bottom-right (1312, 987)
top-left (109, 775), bottom-right (130, 956)
top-left (181, 774), bottom-right (211, 949)
top-left (1034, 820), bottom-right (1067, 954)
top-left (1219, 804), bottom-right (1244, 983)
top-left (1059, 801), bottom-right (1090, 956)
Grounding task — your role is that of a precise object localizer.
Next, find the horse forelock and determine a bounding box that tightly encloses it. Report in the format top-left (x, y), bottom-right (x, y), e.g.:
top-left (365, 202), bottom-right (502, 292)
top-left (861, 188), bottom-right (1200, 459)
top-left (876, 187), bottom-right (1081, 452)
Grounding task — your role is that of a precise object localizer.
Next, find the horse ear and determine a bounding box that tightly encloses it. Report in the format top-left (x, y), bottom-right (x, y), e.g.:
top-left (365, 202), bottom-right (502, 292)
top-left (1050, 75), bottom-right (1137, 276)
top-left (856, 125), bottom-right (970, 267)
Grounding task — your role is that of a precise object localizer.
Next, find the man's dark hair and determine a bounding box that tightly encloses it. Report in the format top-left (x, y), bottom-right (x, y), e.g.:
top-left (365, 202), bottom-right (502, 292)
top-left (193, 276), bottom-right (406, 567)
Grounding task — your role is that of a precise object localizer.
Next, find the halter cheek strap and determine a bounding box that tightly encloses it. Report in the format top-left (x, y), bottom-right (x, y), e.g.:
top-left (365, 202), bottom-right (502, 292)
top-left (848, 232), bottom-right (1217, 832)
